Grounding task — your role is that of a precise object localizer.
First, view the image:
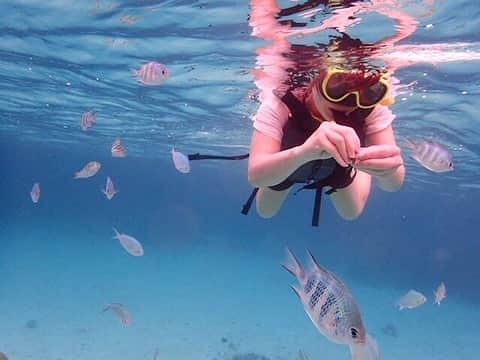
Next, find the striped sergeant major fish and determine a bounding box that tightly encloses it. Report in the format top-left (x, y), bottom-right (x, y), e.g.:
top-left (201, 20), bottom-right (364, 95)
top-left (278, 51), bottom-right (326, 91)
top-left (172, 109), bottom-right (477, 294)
top-left (283, 247), bottom-right (366, 346)
top-left (283, 248), bottom-right (380, 359)
top-left (405, 138), bottom-right (453, 173)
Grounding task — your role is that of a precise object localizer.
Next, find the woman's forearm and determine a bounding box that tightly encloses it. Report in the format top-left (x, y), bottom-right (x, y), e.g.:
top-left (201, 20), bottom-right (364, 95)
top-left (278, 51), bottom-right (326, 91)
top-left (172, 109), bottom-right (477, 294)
top-left (248, 145), bottom-right (312, 187)
top-left (376, 164), bottom-right (405, 192)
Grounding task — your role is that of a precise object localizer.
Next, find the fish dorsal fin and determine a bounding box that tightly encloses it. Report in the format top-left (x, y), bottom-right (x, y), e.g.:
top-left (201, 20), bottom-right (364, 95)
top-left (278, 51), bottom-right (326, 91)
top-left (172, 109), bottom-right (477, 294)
top-left (306, 249), bottom-right (328, 273)
top-left (290, 284), bottom-right (302, 299)
top-left (306, 249), bottom-right (348, 290)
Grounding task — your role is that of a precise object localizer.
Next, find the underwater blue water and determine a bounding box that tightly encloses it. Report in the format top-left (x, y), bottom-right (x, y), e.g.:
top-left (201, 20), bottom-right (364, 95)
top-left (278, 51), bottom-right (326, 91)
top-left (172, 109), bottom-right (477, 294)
top-left (1, 1), bottom-right (480, 359)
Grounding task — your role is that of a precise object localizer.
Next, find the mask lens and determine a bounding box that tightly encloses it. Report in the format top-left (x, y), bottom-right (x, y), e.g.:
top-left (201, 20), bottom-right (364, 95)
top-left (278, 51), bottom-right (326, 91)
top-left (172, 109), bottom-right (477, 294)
top-left (358, 81), bottom-right (388, 107)
top-left (324, 72), bottom-right (351, 100)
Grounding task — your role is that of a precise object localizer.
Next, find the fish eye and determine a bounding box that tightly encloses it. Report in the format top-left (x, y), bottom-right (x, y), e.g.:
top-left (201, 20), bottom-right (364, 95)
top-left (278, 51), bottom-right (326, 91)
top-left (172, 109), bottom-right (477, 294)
top-left (350, 327), bottom-right (359, 338)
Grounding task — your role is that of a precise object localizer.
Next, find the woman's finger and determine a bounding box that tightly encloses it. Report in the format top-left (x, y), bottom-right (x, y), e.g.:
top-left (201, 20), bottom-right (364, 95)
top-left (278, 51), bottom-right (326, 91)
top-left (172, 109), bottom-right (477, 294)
top-left (355, 157), bottom-right (403, 170)
top-left (320, 134), bottom-right (349, 167)
top-left (325, 128), bottom-right (350, 166)
top-left (356, 145), bottom-right (401, 161)
top-left (336, 125), bottom-right (361, 159)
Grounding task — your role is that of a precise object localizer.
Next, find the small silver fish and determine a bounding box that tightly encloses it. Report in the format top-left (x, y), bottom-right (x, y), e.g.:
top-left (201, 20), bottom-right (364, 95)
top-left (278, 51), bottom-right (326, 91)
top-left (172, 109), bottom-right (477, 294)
top-left (80, 110), bottom-right (96, 131)
top-left (283, 248), bottom-right (366, 346)
top-left (133, 61), bottom-right (169, 85)
top-left (102, 176), bottom-right (118, 200)
top-left (434, 282), bottom-right (446, 306)
top-left (112, 227), bottom-right (144, 256)
top-left (395, 289), bottom-right (427, 310)
top-left (171, 147), bottom-right (190, 174)
top-left (30, 182), bottom-right (40, 203)
top-left (102, 303), bottom-right (132, 326)
top-left (111, 138), bottom-right (127, 158)
top-left (74, 161), bottom-right (101, 179)
top-left (405, 138), bottom-right (453, 173)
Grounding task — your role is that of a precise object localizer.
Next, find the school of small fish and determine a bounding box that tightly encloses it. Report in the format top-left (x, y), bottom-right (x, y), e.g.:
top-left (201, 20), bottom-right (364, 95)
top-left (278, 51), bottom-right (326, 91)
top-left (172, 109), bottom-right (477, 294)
top-left (17, 8), bottom-right (459, 359)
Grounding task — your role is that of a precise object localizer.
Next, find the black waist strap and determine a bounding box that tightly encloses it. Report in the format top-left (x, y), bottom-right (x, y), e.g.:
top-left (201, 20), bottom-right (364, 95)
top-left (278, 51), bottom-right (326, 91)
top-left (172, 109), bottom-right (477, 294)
top-left (242, 166), bottom-right (357, 227)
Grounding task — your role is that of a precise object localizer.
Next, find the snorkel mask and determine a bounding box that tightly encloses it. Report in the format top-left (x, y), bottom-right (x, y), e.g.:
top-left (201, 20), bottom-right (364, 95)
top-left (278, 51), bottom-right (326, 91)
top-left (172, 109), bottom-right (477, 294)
top-left (320, 67), bottom-right (394, 109)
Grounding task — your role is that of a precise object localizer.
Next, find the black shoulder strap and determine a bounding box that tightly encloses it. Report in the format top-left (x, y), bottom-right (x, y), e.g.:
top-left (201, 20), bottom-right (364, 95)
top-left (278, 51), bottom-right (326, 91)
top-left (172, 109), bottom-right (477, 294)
top-left (185, 152), bottom-right (258, 217)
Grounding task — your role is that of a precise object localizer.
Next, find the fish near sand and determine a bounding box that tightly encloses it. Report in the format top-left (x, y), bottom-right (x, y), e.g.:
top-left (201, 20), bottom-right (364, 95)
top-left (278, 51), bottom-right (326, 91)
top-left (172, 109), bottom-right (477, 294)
top-left (283, 248), bottom-right (380, 359)
top-left (404, 138), bottom-right (453, 173)
top-left (30, 182), bottom-right (40, 203)
top-left (133, 61), bottom-right (169, 85)
top-left (171, 147), bottom-right (190, 174)
top-left (102, 176), bottom-right (118, 200)
top-left (395, 289), bottom-right (427, 310)
top-left (434, 282), bottom-right (446, 306)
top-left (102, 303), bottom-right (132, 326)
top-left (74, 161), bottom-right (101, 179)
top-left (283, 248), bottom-right (366, 345)
top-left (112, 227), bottom-right (144, 256)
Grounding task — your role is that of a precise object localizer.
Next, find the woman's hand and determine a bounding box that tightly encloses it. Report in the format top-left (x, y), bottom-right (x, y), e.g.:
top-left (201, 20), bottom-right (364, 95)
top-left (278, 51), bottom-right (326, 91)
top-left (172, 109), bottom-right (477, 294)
top-left (301, 121), bottom-right (361, 167)
top-left (353, 144), bottom-right (404, 177)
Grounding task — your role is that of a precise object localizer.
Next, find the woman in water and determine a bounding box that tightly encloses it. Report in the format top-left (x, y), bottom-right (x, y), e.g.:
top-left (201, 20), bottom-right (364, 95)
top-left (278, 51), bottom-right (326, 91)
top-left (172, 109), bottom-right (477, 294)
top-left (247, 1), bottom-right (406, 223)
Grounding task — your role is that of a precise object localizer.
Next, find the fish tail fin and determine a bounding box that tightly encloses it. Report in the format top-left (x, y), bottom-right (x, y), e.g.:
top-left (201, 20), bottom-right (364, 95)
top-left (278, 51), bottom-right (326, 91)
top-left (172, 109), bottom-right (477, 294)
top-left (112, 227), bottom-right (120, 239)
top-left (282, 246), bottom-right (305, 280)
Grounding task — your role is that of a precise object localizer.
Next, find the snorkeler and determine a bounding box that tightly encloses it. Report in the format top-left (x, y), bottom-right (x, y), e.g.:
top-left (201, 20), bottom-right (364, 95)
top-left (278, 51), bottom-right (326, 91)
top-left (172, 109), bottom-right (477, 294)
top-left (247, 60), bottom-right (405, 225)
top-left (242, 0), bottom-right (408, 225)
